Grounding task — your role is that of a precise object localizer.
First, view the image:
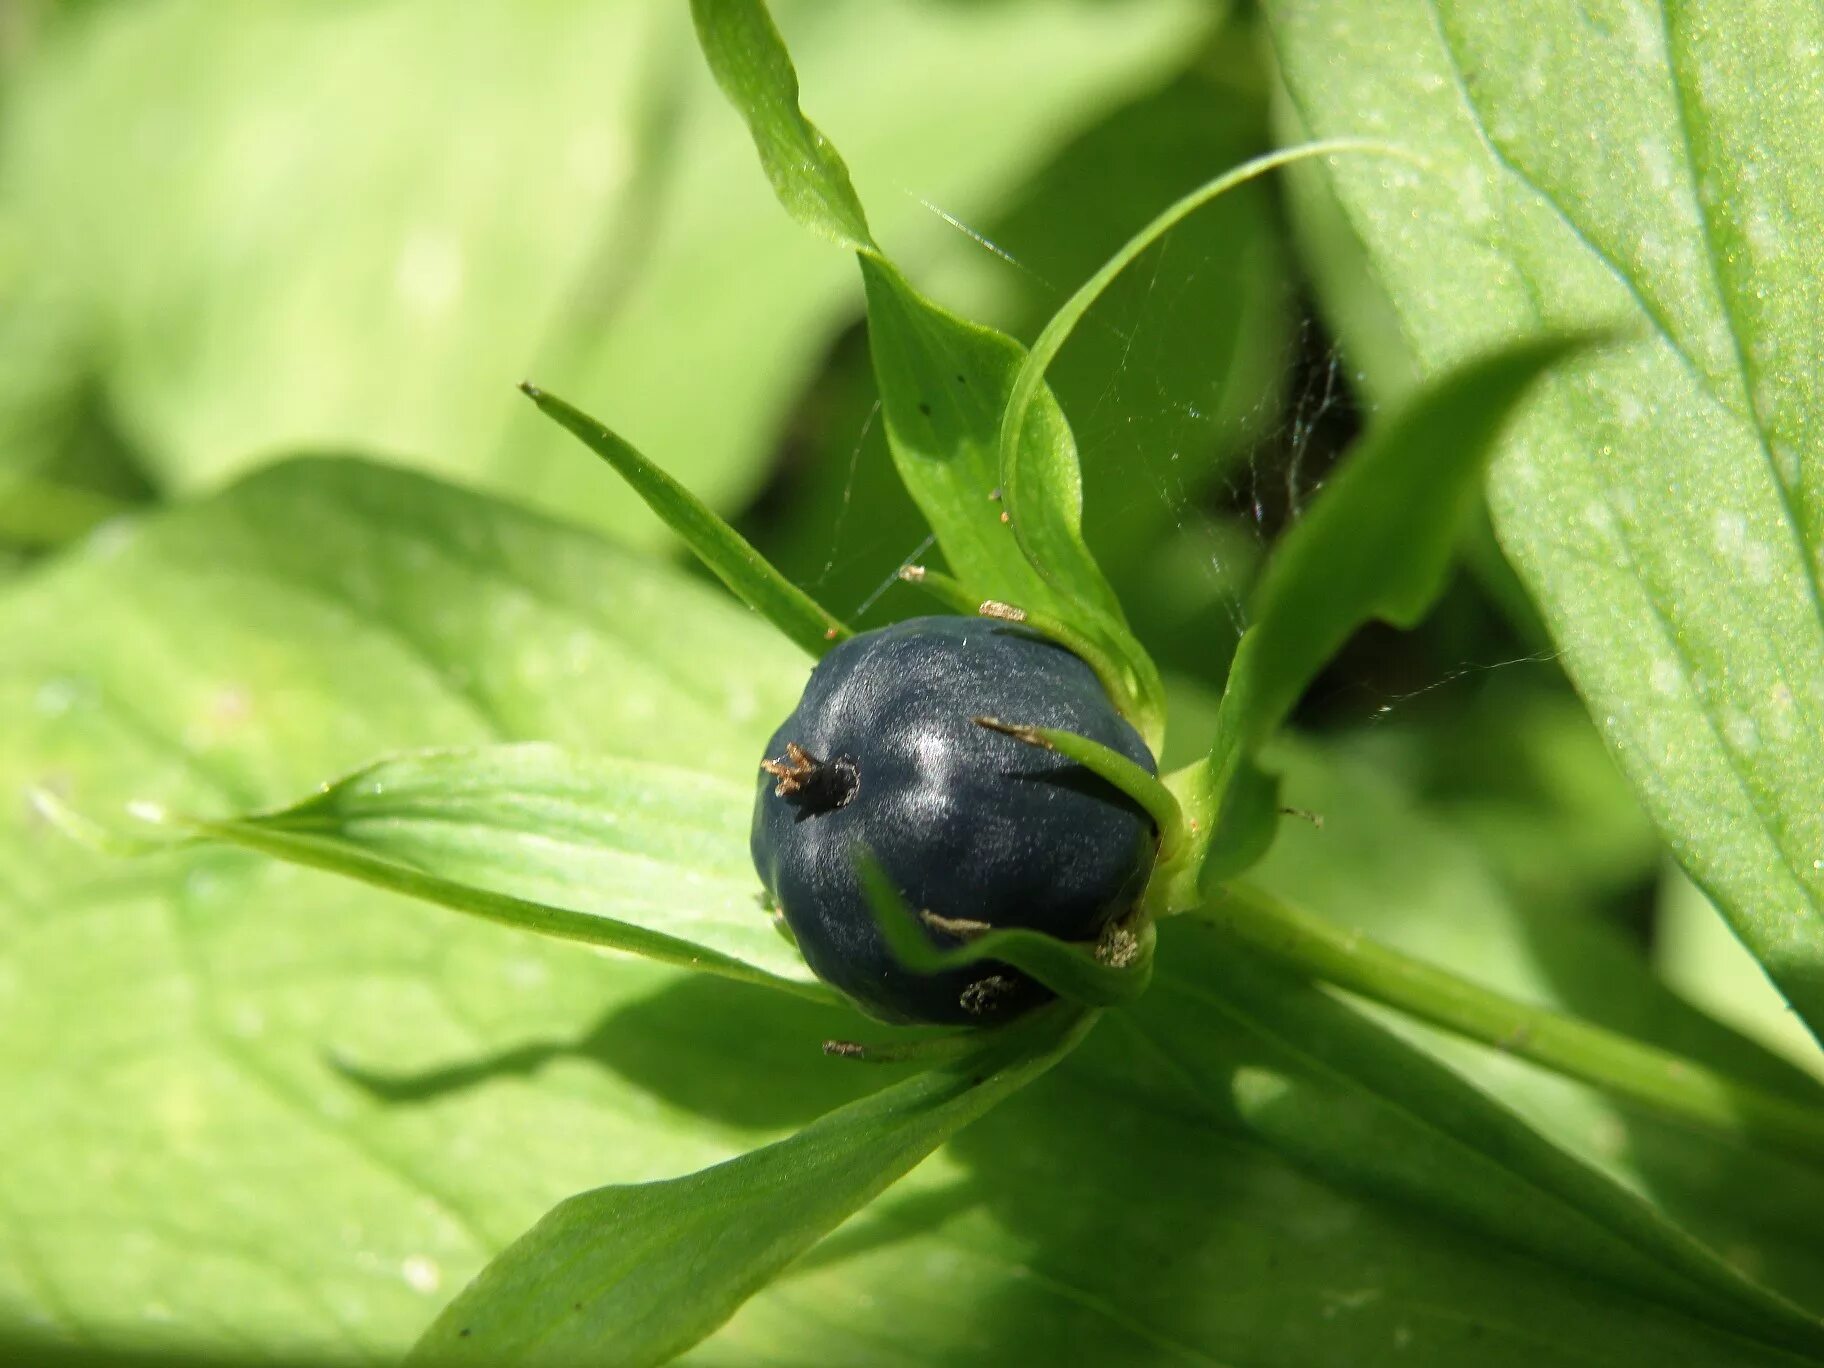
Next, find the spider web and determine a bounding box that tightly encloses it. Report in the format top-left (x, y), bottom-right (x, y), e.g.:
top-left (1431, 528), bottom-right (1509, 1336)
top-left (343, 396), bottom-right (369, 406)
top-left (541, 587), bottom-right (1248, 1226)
top-left (801, 207), bottom-right (1558, 730)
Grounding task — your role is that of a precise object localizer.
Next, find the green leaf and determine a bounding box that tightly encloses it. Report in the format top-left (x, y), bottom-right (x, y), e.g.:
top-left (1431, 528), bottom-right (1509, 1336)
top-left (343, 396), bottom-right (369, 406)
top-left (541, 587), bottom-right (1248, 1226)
top-left (0, 458), bottom-right (876, 1360)
top-left (1267, 0), bottom-right (1824, 1038)
top-left (694, 0), bottom-right (1163, 735)
top-left (411, 1006), bottom-right (1092, 1367)
top-left (2, 0), bottom-right (1198, 544)
top-left (165, 744), bottom-right (829, 1002)
top-left (1188, 335), bottom-right (1584, 885)
top-left (1137, 924), bottom-right (1824, 1358)
top-left (744, 36), bottom-right (1300, 677)
top-left (997, 137), bottom-right (1398, 640)
top-left (519, 385), bottom-right (847, 656)
top-left (851, 258), bottom-right (1129, 626)
top-left (1253, 737), bottom-right (1824, 1314)
top-left (684, 919), bottom-right (1824, 1366)
top-left (688, 0), bottom-right (874, 254)
top-left (4, 461), bottom-right (1817, 1364)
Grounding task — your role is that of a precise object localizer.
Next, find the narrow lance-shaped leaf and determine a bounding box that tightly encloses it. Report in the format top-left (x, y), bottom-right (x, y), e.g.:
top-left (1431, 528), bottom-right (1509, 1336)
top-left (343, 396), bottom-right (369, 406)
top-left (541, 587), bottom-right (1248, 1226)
top-left (152, 744), bottom-right (833, 1002)
top-left (1188, 334), bottom-right (1587, 889)
top-left (692, 0), bottom-right (1157, 735)
top-left (854, 852), bottom-right (1153, 1008)
top-left (410, 1004), bottom-right (1096, 1368)
top-left (521, 384), bottom-right (849, 656)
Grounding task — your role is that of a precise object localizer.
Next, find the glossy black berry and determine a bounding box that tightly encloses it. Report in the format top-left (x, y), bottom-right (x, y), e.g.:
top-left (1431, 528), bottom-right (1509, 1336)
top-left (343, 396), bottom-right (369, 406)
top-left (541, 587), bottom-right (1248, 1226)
top-left (750, 615), bottom-right (1157, 1025)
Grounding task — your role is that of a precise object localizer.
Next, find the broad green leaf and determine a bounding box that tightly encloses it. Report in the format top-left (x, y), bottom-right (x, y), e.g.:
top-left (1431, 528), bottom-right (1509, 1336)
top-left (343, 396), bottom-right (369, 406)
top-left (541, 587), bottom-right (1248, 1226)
top-left (1657, 867), bottom-right (1824, 1085)
top-left (1266, 0), bottom-right (1824, 1038)
top-left (1137, 927), bottom-right (1824, 1357)
top-left (0, 457), bottom-right (883, 1360)
top-left (695, 0), bottom-right (1161, 732)
top-left (1, 0), bottom-right (1198, 543)
top-left (1187, 336), bottom-right (1582, 885)
top-left (412, 1007), bottom-right (1091, 1367)
top-left (689, 918), bottom-right (1824, 1367)
top-left (9, 457), bottom-right (1817, 1366)
top-left (1255, 738), bottom-right (1824, 1313)
top-left (520, 385), bottom-right (848, 656)
top-left (171, 744), bottom-right (826, 1000)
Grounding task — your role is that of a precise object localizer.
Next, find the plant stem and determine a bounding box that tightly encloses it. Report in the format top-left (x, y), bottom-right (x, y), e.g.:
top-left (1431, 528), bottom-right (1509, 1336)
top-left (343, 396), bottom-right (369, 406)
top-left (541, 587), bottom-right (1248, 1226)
top-left (1206, 883), bottom-right (1824, 1167)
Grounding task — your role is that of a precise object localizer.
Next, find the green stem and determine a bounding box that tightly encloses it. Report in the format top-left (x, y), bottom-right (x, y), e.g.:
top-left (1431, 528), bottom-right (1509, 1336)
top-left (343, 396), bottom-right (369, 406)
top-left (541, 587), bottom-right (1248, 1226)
top-left (1207, 883), bottom-right (1824, 1167)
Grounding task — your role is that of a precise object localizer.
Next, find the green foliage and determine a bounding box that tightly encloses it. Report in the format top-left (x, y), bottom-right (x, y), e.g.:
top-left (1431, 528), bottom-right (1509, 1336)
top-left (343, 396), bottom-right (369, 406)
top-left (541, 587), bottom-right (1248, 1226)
top-left (1186, 336), bottom-right (1587, 885)
top-left (1268, 0), bottom-right (1824, 1041)
top-left (854, 855), bottom-right (1154, 1008)
top-left (1254, 740), bottom-right (1824, 1314)
top-left (694, 0), bottom-right (1163, 739)
top-left (0, 0), bottom-right (1197, 544)
top-left (5, 1), bottom-right (1824, 1365)
top-left (741, 23), bottom-right (1296, 677)
top-left (0, 461), bottom-right (844, 1360)
top-left (411, 1008), bottom-right (1091, 1367)
top-left (167, 744), bottom-right (831, 1000)
top-left (7, 452), bottom-right (1813, 1366)
top-left (518, 385), bottom-right (849, 656)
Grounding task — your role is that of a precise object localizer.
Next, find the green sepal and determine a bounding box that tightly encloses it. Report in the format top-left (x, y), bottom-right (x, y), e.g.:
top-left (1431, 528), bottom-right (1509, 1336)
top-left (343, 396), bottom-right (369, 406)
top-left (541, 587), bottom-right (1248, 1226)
top-left (855, 851), bottom-right (1153, 1009)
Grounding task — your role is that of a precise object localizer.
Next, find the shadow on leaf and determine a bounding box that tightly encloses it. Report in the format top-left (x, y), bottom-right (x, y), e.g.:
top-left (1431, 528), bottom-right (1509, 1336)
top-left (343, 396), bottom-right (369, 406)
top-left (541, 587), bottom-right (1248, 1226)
top-left (333, 973), bottom-right (882, 1133)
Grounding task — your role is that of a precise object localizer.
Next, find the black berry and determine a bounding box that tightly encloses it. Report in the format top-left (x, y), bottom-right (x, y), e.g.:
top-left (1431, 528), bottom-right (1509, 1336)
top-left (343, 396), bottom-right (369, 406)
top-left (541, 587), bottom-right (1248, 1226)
top-left (750, 616), bottom-right (1157, 1024)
